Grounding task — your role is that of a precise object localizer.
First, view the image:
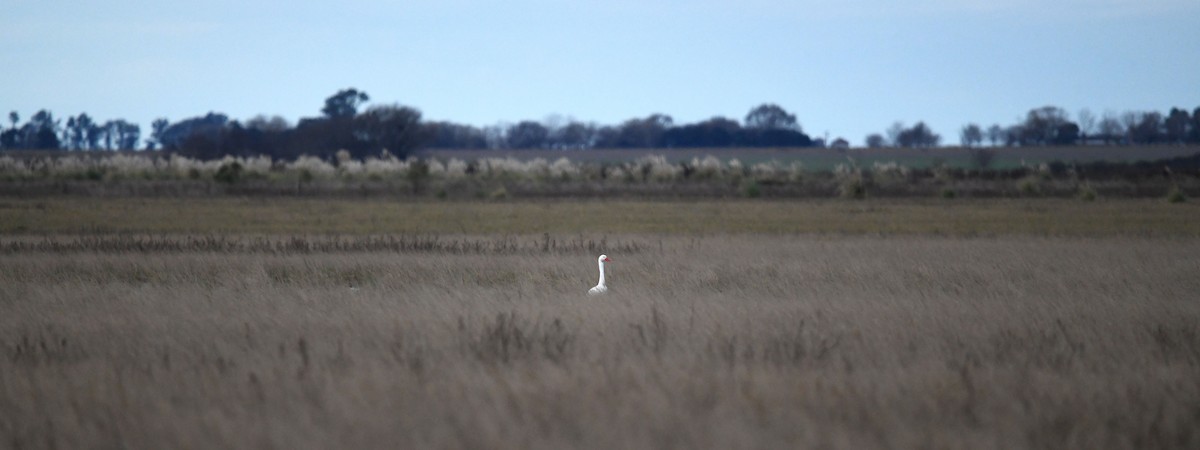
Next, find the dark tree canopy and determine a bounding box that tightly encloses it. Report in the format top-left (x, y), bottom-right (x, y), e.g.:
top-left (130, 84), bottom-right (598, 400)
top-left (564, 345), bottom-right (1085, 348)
top-left (158, 113), bottom-right (229, 151)
top-left (322, 88), bottom-right (370, 119)
top-left (744, 104), bottom-right (800, 131)
top-left (1021, 106), bottom-right (1074, 145)
top-left (425, 121), bottom-right (488, 149)
top-left (506, 121), bottom-right (550, 149)
top-left (894, 122), bottom-right (940, 148)
top-left (618, 114), bottom-right (673, 148)
top-left (2, 110), bottom-right (63, 150)
top-left (664, 117), bottom-right (742, 148)
top-left (865, 133), bottom-right (885, 148)
top-left (1165, 107), bottom-right (1190, 143)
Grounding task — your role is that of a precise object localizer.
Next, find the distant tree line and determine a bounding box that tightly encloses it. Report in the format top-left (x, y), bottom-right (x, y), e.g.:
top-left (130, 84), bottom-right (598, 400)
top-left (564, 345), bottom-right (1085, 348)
top-left (429, 104), bottom-right (815, 151)
top-left (2, 91), bottom-right (812, 160)
top-left (146, 90), bottom-right (426, 161)
top-left (1, 110), bottom-right (141, 151)
top-left (5, 90), bottom-right (1200, 160)
top-left (863, 106), bottom-right (1200, 149)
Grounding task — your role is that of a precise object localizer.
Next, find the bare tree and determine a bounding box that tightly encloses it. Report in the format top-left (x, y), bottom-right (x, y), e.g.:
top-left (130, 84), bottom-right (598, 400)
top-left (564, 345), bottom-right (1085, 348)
top-left (886, 122), bottom-right (905, 147)
top-left (986, 124), bottom-right (1004, 147)
top-left (1120, 112), bottom-right (1139, 140)
top-left (483, 124), bottom-right (508, 149)
top-left (1077, 108), bottom-right (1096, 139)
top-left (146, 118), bottom-right (170, 150)
top-left (960, 123), bottom-right (983, 147)
top-left (1097, 112), bottom-right (1123, 144)
top-left (69, 113), bottom-right (96, 150)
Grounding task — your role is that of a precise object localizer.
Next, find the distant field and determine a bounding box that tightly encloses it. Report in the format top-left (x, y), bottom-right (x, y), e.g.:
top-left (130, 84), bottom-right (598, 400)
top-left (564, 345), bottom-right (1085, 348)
top-left (419, 145), bottom-right (1200, 169)
top-left (3, 146), bottom-right (1197, 200)
top-left (2, 197), bottom-right (1198, 236)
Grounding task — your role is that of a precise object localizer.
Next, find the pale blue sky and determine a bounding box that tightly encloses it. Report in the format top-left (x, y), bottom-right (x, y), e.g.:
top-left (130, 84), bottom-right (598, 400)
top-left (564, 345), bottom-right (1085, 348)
top-left (3, 0), bottom-right (1198, 146)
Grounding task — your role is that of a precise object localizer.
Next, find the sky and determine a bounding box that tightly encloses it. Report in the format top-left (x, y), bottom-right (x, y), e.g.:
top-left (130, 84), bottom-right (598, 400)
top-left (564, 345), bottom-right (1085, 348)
top-left (3, 0), bottom-right (1199, 146)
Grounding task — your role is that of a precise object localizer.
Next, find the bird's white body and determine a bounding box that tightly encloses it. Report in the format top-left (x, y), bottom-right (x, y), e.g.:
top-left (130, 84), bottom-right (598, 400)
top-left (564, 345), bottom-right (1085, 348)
top-left (588, 255), bottom-right (611, 296)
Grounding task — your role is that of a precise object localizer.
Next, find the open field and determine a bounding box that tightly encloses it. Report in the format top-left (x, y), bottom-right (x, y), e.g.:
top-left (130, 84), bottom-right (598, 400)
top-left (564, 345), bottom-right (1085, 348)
top-left (2, 234), bottom-right (1199, 448)
top-left (2, 198), bottom-right (1200, 448)
top-left (2, 197), bottom-right (1200, 236)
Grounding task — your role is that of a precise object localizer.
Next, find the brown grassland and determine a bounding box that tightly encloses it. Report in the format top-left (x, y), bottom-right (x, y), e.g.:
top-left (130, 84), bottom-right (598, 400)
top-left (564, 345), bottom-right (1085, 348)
top-left (2, 197), bottom-right (1200, 449)
top-left (3, 197), bottom-right (1199, 236)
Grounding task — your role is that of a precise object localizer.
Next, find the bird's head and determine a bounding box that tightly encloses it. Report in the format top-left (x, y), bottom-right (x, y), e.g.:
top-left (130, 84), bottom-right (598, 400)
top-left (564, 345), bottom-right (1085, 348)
top-left (599, 255), bottom-right (612, 263)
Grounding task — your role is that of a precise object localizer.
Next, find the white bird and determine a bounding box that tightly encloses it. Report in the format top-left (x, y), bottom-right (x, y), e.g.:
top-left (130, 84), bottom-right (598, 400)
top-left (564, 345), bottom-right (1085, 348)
top-left (588, 254), bottom-right (612, 296)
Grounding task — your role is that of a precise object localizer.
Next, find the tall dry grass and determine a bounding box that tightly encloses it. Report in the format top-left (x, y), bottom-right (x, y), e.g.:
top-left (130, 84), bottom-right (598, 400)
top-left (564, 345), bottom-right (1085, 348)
top-left (2, 235), bottom-right (1199, 448)
top-left (3, 150), bottom-right (1197, 199)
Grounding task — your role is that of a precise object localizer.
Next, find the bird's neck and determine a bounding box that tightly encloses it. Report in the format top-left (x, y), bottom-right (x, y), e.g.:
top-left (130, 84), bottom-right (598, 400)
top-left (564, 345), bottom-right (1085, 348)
top-left (597, 261), bottom-right (606, 286)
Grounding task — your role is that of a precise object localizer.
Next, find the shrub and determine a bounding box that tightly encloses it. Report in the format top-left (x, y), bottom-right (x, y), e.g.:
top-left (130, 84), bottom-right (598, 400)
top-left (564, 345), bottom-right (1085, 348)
top-left (637, 155), bottom-right (680, 182)
top-left (1166, 186), bottom-right (1186, 203)
top-left (742, 180), bottom-right (762, 198)
top-left (604, 165), bottom-right (632, 183)
top-left (750, 161), bottom-right (784, 181)
top-left (426, 159), bottom-right (447, 177)
top-left (214, 161), bottom-right (243, 184)
top-left (1017, 177), bottom-right (1040, 196)
top-left (337, 159), bottom-right (364, 177)
top-left (363, 153), bottom-right (407, 177)
top-left (288, 156), bottom-right (336, 179)
top-left (727, 158), bottom-right (745, 182)
top-left (931, 163), bottom-right (954, 183)
top-left (445, 158), bottom-right (468, 179)
top-left (940, 188), bottom-right (957, 199)
top-left (690, 155), bottom-right (724, 180)
top-left (548, 157), bottom-right (578, 180)
top-left (406, 159), bottom-right (430, 193)
top-left (1078, 184), bottom-right (1097, 202)
top-left (787, 162), bottom-right (805, 183)
top-left (838, 177), bottom-right (866, 200)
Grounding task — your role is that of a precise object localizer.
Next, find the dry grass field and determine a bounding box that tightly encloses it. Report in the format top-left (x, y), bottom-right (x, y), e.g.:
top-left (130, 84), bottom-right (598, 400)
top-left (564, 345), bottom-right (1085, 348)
top-left (3, 197), bottom-right (1199, 236)
top-left (2, 198), bottom-right (1200, 449)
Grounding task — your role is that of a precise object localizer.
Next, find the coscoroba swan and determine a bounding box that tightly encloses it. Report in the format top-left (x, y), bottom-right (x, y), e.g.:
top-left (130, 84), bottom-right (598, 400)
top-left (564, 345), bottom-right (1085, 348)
top-left (588, 255), bottom-right (612, 295)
